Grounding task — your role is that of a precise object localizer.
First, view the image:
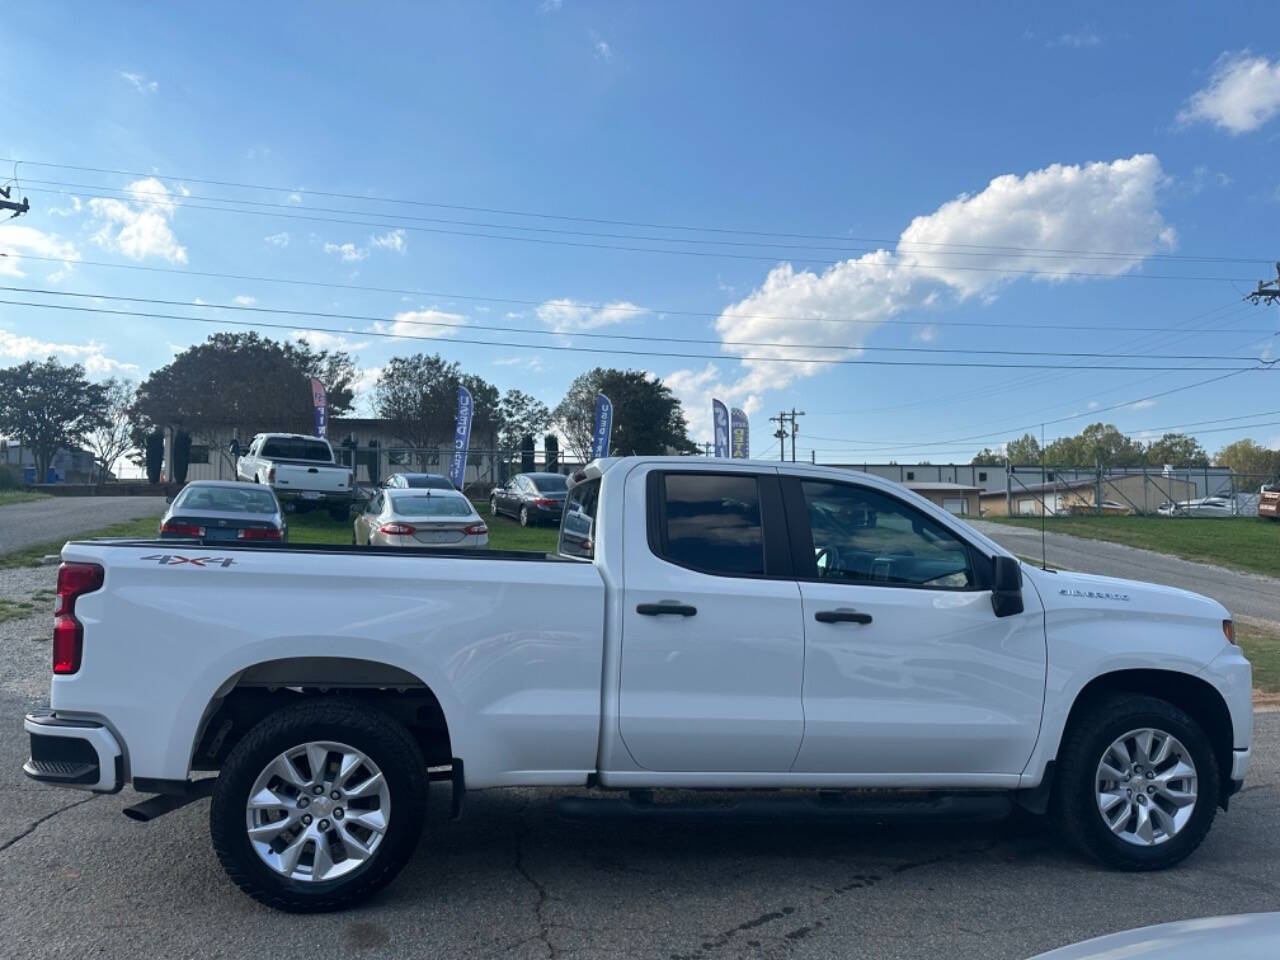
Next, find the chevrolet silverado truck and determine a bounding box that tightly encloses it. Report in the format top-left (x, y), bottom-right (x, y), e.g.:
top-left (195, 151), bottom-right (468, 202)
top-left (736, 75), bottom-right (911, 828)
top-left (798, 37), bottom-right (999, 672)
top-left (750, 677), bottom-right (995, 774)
top-left (23, 457), bottom-right (1252, 912)
top-left (235, 433), bottom-right (354, 519)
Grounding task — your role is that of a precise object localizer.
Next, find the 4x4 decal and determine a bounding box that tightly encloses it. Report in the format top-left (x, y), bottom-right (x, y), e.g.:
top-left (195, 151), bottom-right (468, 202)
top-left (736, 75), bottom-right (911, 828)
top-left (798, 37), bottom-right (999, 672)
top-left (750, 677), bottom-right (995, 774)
top-left (139, 554), bottom-right (236, 568)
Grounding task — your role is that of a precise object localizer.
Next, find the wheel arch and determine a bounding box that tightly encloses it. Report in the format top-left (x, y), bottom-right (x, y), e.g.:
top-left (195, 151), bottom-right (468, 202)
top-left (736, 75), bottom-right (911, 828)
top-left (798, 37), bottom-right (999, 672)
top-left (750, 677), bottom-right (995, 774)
top-left (191, 656), bottom-right (455, 774)
top-left (1057, 668), bottom-right (1234, 795)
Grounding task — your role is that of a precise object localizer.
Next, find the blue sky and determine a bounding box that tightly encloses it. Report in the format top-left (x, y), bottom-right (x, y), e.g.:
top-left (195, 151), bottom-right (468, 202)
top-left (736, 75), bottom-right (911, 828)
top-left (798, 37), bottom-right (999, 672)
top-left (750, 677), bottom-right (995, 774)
top-left (2, 2), bottom-right (1279, 462)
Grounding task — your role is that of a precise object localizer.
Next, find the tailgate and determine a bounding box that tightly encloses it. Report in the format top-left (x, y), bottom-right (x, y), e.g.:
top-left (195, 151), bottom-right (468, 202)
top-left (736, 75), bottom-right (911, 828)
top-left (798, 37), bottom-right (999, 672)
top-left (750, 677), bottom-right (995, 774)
top-left (272, 463), bottom-right (350, 493)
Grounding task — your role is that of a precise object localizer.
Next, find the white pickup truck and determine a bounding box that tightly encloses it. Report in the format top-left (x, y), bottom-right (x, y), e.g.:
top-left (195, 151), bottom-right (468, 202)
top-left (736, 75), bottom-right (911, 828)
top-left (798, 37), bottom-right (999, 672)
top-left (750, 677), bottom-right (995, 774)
top-left (235, 433), bottom-right (355, 518)
top-left (23, 457), bottom-right (1252, 912)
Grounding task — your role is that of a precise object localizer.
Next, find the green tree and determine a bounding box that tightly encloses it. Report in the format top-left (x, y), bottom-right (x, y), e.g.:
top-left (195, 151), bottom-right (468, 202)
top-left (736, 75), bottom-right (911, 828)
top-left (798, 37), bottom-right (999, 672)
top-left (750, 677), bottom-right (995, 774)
top-left (555, 368), bottom-right (697, 460)
top-left (132, 333), bottom-right (357, 475)
top-left (1044, 423), bottom-right (1145, 467)
top-left (1214, 438), bottom-right (1280, 483)
top-left (971, 447), bottom-right (1003, 465)
top-left (83, 377), bottom-right (137, 484)
top-left (497, 389), bottom-right (552, 455)
top-left (373, 354), bottom-right (500, 458)
top-left (0, 357), bottom-right (108, 481)
top-left (1005, 432), bottom-right (1042, 464)
top-left (1143, 432), bottom-right (1208, 468)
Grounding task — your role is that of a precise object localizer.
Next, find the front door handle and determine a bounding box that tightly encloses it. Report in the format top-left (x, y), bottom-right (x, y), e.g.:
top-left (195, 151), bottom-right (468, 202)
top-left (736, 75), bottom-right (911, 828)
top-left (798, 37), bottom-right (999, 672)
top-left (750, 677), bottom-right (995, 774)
top-left (814, 608), bottom-right (873, 625)
top-left (636, 601), bottom-right (698, 617)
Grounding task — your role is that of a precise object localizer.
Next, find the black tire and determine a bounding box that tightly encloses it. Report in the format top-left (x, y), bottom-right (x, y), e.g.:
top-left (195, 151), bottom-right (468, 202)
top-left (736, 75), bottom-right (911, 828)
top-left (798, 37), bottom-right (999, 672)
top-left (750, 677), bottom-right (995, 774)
top-left (1052, 693), bottom-right (1219, 871)
top-left (210, 698), bottom-right (427, 912)
top-left (520, 506), bottom-right (531, 527)
top-left (490, 497), bottom-right (499, 517)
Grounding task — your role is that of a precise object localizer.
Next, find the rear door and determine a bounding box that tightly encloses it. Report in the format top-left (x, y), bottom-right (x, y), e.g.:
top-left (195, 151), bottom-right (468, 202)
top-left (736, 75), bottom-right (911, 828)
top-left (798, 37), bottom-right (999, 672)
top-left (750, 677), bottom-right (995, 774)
top-left (617, 466), bottom-right (805, 772)
top-left (782, 476), bottom-right (1046, 777)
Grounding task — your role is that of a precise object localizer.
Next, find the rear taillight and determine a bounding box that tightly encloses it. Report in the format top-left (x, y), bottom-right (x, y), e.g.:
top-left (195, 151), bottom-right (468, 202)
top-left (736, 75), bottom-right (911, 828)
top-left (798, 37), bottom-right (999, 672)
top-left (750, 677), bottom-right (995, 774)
top-left (379, 522), bottom-right (416, 535)
top-left (347, 471), bottom-right (354, 489)
top-left (53, 562), bottom-right (104, 675)
top-left (464, 523), bottom-right (488, 536)
top-left (161, 522), bottom-right (205, 537)
top-left (534, 498), bottom-right (556, 507)
top-left (267, 467), bottom-right (276, 483)
top-left (238, 527), bottom-right (283, 540)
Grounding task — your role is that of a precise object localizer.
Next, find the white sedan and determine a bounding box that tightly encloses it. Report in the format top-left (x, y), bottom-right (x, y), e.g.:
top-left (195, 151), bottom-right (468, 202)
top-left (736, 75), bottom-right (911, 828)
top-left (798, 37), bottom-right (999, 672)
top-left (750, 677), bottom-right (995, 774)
top-left (1157, 496), bottom-right (1235, 517)
top-left (353, 488), bottom-right (489, 548)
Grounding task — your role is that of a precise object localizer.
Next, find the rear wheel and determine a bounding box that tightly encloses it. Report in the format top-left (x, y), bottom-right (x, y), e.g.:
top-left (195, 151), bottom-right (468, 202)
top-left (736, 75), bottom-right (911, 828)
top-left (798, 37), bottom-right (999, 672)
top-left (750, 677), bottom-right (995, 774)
top-left (210, 699), bottom-right (427, 912)
top-left (519, 506), bottom-right (531, 527)
top-left (1052, 694), bottom-right (1218, 871)
top-left (490, 496), bottom-right (499, 517)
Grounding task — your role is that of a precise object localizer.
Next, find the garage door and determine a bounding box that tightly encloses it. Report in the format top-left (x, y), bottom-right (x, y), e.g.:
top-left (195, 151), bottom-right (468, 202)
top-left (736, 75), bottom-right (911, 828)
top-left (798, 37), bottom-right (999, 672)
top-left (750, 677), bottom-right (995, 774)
top-left (942, 498), bottom-right (968, 515)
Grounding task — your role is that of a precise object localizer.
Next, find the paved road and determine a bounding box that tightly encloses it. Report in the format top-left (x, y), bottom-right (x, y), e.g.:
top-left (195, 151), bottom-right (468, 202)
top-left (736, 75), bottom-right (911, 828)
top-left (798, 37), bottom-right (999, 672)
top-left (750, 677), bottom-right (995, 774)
top-left (0, 497), bottom-right (167, 555)
top-left (971, 519), bottom-right (1280, 625)
top-left (1, 677), bottom-right (1275, 960)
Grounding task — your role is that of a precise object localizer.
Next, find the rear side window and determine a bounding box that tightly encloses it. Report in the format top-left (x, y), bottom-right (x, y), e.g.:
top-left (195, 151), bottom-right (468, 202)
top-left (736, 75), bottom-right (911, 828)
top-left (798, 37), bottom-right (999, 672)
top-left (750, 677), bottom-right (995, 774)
top-left (559, 478), bottom-right (600, 560)
top-left (654, 473), bottom-right (764, 576)
top-left (260, 438), bottom-right (333, 461)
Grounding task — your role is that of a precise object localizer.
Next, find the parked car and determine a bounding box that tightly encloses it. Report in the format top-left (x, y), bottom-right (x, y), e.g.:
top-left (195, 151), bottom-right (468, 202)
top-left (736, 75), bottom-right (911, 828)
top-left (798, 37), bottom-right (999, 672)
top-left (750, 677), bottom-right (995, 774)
top-left (23, 457), bottom-right (1251, 912)
top-left (353, 488), bottom-right (488, 548)
top-left (235, 433), bottom-right (354, 519)
top-left (490, 471), bottom-right (568, 526)
top-left (159, 481), bottom-right (286, 543)
top-left (1258, 484), bottom-right (1279, 521)
top-left (1157, 496), bottom-right (1235, 518)
top-left (382, 472), bottom-right (454, 490)
top-left (1026, 913), bottom-right (1280, 959)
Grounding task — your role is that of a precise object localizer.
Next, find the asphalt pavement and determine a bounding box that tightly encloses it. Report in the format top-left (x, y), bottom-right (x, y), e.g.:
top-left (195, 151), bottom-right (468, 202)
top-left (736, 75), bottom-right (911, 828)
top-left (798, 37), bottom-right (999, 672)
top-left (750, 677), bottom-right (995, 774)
top-left (0, 496), bottom-right (168, 555)
top-left (971, 519), bottom-right (1280, 625)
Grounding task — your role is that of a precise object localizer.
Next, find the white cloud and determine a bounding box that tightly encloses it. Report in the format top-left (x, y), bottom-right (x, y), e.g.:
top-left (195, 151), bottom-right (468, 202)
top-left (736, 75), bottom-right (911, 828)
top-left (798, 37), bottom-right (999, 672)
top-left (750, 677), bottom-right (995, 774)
top-left (87, 177), bottom-right (187, 263)
top-left (370, 228), bottom-right (406, 253)
top-left (539, 0), bottom-right (563, 11)
top-left (1178, 51), bottom-right (1280, 134)
top-left (119, 71), bottom-right (158, 94)
top-left (288, 192), bottom-right (304, 204)
top-left (47, 196), bottom-right (82, 217)
top-left (1087, 400), bottom-right (1100, 410)
top-left (350, 365), bottom-right (383, 415)
top-left (0, 225), bottom-right (80, 278)
top-left (494, 355), bottom-right (546, 373)
top-left (323, 241), bottom-right (368, 262)
top-left (1129, 399), bottom-right (1157, 411)
top-left (289, 330), bottom-right (369, 352)
top-left (264, 231), bottom-right (290, 247)
top-left (662, 154), bottom-right (1175, 435)
top-left (233, 295), bottom-right (257, 306)
top-left (372, 309), bottom-right (465, 339)
top-left (536, 298), bottom-right (643, 331)
top-left (590, 30), bottom-right (613, 60)
top-left (0, 330), bottom-right (136, 373)
top-left (912, 323), bottom-right (939, 343)
top-left (1049, 25), bottom-right (1101, 48)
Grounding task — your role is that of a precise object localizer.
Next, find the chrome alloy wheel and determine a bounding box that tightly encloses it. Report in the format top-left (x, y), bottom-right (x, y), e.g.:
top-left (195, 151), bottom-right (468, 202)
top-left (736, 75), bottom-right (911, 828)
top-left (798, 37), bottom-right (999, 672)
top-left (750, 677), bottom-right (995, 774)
top-left (245, 741), bottom-right (391, 882)
top-left (1095, 727), bottom-right (1197, 846)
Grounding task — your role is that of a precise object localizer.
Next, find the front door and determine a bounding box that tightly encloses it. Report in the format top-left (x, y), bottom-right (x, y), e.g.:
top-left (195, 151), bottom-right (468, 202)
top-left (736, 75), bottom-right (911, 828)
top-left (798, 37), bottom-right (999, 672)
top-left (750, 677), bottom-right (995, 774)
top-left (617, 467), bottom-right (805, 772)
top-left (782, 477), bottom-right (1046, 777)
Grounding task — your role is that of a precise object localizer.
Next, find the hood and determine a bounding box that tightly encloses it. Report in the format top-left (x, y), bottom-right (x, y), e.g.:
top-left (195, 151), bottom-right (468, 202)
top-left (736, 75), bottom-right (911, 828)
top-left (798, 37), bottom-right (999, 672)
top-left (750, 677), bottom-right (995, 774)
top-left (1023, 564), bottom-right (1228, 621)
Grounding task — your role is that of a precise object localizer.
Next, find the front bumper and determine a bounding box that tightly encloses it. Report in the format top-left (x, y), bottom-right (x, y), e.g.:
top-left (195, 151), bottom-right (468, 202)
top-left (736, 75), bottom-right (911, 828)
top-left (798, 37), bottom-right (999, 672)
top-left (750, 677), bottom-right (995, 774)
top-left (23, 710), bottom-right (124, 793)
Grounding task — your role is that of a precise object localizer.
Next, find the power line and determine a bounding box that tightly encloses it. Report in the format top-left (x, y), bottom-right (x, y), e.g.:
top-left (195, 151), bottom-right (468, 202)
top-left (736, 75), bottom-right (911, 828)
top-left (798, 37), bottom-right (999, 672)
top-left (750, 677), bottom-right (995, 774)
top-left (5, 296), bottom-right (1275, 372)
top-left (5, 285), bottom-right (1274, 363)
top-left (8, 156), bottom-right (1270, 264)
top-left (4, 252), bottom-right (1272, 336)
top-left (19, 178), bottom-right (1271, 268)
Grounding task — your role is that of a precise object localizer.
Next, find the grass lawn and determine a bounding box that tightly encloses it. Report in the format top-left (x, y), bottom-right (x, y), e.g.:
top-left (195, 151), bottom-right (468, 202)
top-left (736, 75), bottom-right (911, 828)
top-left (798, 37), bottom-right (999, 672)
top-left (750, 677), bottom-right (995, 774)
top-left (1235, 619), bottom-right (1280, 695)
top-left (0, 490), bottom-right (50, 506)
top-left (987, 515), bottom-right (1280, 579)
top-left (285, 500), bottom-right (559, 553)
top-left (0, 514), bottom-right (162, 569)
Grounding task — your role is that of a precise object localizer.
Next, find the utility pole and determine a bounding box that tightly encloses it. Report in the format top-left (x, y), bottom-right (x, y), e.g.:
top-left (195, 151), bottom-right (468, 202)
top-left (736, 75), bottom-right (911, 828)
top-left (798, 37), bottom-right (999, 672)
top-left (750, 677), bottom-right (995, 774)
top-left (0, 185), bottom-right (29, 220)
top-left (787, 408), bottom-right (805, 463)
top-left (702, 441), bottom-right (713, 457)
top-left (769, 411), bottom-right (789, 462)
top-left (1247, 264), bottom-right (1280, 305)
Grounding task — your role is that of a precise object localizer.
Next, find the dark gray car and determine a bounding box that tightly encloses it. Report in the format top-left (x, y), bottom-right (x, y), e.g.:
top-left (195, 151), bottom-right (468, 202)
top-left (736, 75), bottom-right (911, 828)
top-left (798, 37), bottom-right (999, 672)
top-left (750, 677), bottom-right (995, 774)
top-left (490, 472), bottom-right (568, 527)
top-left (160, 481), bottom-right (287, 542)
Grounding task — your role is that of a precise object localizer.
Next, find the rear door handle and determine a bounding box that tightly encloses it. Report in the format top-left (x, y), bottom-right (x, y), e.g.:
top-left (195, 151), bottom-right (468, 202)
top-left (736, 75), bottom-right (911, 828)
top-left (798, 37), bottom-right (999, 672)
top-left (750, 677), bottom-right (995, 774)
top-left (814, 608), bottom-right (873, 625)
top-left (636, 601), bottom-right (698, 617)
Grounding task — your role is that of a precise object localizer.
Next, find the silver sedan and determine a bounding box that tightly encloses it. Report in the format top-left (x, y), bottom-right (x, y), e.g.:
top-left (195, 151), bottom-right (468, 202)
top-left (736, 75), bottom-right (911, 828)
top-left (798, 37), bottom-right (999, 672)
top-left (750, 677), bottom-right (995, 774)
top-left (353, 489), bottom-right (489, 548)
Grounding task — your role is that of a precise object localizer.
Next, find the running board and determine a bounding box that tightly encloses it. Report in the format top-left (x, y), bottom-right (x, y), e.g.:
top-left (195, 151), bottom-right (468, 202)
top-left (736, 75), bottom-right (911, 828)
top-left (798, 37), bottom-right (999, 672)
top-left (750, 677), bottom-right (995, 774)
top-left (554, 790), bottom-right (1012, 824)
top-left (122, 779), bottom-right (215, 822)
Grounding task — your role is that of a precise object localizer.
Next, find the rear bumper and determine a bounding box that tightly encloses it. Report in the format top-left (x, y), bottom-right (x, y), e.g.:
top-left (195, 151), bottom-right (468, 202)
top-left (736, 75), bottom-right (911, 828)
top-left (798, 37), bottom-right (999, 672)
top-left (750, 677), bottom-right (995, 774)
top-left (23, 710), bottom-right (124, 793)
top-left (275, 489), bottom-right (351, 504)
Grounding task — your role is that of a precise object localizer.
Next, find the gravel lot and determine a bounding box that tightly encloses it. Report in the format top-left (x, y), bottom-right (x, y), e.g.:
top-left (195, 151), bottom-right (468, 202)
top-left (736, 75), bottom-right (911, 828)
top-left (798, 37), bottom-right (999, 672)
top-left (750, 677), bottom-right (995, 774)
top-left (0, 496), bottom-right (167, 556)
top-left (1, 565), bottom-right (1276, 960)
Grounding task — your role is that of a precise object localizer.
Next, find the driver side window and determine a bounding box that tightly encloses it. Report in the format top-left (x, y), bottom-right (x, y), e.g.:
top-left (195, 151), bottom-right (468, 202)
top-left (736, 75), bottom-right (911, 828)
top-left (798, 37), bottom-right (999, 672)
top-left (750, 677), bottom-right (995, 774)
top-left (798, 481), bottom-right (974, 589)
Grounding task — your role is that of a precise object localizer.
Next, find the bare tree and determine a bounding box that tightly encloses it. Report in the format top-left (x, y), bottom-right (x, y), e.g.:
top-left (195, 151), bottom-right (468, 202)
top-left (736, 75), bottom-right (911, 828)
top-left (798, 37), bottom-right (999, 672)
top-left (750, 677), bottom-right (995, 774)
top-left (84, 378), bottom-right (137, 484)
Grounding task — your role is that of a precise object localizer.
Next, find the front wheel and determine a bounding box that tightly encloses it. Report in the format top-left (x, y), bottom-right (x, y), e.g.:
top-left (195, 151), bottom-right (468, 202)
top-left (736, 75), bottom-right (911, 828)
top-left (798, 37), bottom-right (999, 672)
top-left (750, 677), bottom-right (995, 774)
top-left (519, 506), bottom-right (531, 527)
top-left (1052, 693), bottom-right (1218, 871)
top-left (210, 699), bottom-right (427, 912)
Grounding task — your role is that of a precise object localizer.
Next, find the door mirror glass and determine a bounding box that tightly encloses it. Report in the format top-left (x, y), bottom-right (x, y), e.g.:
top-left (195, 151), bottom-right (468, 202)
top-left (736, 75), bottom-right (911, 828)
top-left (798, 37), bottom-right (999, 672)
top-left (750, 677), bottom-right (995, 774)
top-left (991, 555), bottom-right (1024, 617)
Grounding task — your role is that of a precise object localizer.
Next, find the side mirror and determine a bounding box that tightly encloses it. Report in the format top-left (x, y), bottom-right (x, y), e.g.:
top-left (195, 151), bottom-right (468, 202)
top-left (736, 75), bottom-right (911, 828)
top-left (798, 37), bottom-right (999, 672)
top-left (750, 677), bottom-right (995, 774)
top-left (991, 555), bottom-right (1024, 618)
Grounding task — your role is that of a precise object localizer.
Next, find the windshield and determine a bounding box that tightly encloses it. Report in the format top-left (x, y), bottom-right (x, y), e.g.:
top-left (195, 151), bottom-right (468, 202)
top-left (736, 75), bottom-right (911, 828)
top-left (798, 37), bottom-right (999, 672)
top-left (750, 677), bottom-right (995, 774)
top-left (530, 474), bottom-right (568, 493)
top-left (259, 438), bottom-right (333, 461)
top-left (175, 486), bottom-right (278, 514)
top-left (389, 494), bottom-right (472, 517)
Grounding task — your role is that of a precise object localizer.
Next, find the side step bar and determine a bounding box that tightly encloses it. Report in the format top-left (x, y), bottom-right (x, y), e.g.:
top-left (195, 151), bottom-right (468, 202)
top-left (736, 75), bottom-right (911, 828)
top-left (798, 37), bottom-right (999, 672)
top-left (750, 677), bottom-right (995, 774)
top-left (554, 790), bottom-right (1012, 824)
top-left (123, 779), bottom-right (215, 822)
